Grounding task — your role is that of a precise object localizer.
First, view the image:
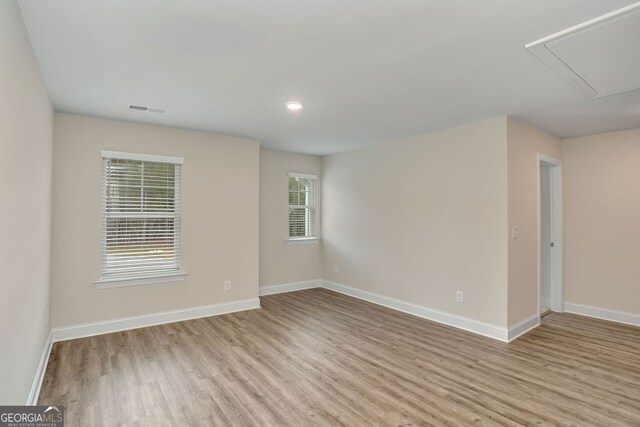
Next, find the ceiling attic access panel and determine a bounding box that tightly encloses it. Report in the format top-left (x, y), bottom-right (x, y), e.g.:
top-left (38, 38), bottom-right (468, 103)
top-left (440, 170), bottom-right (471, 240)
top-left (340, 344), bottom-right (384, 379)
top-left (526, 2), bottom-right (640, 98)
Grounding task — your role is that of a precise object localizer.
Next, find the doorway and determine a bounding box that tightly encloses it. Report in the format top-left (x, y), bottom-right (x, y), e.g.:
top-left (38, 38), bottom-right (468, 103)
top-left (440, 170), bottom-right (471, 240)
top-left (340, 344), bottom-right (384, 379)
top-left (538, 155), bottom-right (564, 319)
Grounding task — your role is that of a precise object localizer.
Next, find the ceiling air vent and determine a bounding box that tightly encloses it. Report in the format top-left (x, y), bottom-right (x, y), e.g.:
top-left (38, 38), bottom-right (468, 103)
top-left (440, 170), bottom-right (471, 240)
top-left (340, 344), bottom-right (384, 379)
top-left (526, 2), bottom-right (640, 98)
top-left (127, 104), bottom-right (168, 114)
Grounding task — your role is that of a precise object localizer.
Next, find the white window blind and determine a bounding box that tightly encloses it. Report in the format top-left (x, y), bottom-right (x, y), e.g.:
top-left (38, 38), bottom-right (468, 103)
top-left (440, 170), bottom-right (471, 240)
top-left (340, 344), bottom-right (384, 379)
top-left (288, 172), bottom-right (317, 239)
top-left (100, 151), bottom-right (183, 281)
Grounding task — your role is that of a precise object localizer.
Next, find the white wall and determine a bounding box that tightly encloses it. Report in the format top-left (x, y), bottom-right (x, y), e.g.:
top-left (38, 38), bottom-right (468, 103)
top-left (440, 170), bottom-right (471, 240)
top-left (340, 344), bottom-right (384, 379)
top-left (506, 117), bottom-right (561, 326)
top-left (562, 128), bottom-right (640, 316)
top-left (322, 118), bottom-right (509, 327)
top-left (259, 149), bottom-right (322, 287)
top-left (0, 0), bottom-right (53, 404)
top-left (51, 114), bottom-right (260, 328)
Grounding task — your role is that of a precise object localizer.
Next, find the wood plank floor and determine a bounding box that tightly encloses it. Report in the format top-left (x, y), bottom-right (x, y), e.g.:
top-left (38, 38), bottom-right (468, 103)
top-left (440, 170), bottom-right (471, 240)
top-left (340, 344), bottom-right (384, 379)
top-left (39, 288), bottom-right (640, 426)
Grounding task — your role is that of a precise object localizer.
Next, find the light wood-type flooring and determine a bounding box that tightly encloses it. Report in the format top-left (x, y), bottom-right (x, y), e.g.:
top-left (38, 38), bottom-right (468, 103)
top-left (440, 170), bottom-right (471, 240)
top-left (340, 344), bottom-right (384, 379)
top-left (39, 288), bottom-right (640, 426)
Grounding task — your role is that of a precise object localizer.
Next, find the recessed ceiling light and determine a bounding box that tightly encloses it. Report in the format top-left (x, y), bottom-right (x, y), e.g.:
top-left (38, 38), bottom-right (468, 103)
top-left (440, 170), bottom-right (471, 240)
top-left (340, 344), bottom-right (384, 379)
top-left (286, 101), bottom-right (304, 111)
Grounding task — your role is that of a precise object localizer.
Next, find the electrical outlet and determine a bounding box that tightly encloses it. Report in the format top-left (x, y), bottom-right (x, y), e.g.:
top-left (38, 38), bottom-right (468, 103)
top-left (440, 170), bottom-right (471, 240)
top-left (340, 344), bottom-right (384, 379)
top-left (456, 291), bottom-right (464, 303)
top-left (333, 265), bottom-right (339, 274)
top-left (224, 280), bottom-right (231, 291)
top-left (511, 225), bottom-right (519, 239)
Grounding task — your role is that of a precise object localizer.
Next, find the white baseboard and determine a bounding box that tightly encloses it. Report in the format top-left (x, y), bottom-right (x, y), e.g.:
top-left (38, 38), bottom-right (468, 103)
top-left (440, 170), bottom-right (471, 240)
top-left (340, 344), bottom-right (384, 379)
top-left (259, 279), bottom-right (321, 296)
top-left (564, 302), bottom-right (640, 327)
top-left (51, 298), bottom-right (260, 342)
top-left (507, 314), bottom-right (540, 342)
top-left (322, 280), bottom-right (510, 342)
top-left (27, 331), bottom-right (53, 405)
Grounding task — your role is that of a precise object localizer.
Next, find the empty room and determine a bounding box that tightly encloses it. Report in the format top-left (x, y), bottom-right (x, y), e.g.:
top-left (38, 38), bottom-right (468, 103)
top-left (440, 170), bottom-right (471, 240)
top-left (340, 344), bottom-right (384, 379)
top-left (2, 0), bottom-right (640, 425)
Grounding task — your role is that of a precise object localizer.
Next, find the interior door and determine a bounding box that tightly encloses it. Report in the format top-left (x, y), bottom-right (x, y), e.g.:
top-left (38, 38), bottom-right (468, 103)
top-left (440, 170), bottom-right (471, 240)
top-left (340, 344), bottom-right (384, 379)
top-left (540, 165), bottom-right (552, 313)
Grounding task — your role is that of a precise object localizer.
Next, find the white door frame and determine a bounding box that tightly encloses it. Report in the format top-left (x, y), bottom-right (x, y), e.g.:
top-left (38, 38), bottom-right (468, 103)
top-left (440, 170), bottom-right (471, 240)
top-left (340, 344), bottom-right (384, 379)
top-left (537, 154), bottom-right (564, 318)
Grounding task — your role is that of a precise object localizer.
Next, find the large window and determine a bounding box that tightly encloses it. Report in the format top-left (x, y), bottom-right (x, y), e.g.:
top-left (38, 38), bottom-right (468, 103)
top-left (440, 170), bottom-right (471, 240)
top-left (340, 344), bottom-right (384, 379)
top-left (288, 172), bottom-right (317, 240)
top-left (99, 151), bottom-right (184, 285)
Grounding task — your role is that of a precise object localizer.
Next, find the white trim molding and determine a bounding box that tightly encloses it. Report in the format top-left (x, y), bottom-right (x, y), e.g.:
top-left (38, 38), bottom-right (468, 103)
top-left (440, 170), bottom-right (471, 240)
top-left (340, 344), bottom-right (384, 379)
top-left (51, 298), bottom-right (260, 342)
top-left (27, 332), bottom-right (53, 405)
top-left (259, 279), bottom-right (322, 296)
top-left (286, 238), bottom-right (320, 245)
top-left (564, 302), bottom-right (640, 327)
top-left (507, 314), bottom-right (540, 342)
top-left (94, 271), bottom-right (188, 289)
top-left (261, 280), bottom-right (547, 342)
top-left (322, 280), bottom-right (510, 342)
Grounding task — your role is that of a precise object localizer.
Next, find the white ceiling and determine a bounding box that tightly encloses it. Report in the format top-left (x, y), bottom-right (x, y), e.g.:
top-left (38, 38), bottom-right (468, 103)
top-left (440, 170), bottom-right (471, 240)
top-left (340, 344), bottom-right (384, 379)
top-left (17, 0), bottom-right (640, 155)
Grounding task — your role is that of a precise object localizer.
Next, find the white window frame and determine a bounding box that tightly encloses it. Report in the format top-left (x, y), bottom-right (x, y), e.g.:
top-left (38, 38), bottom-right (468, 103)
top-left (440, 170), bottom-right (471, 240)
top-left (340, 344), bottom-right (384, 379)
top-left (94, 150), bottom-right (187, 288)
top-left (287, 172), bottom-right (319, 244)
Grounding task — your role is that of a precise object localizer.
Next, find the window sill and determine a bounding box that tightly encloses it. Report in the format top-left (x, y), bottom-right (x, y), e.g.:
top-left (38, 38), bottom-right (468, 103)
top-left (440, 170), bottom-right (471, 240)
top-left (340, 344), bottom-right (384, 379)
top-left (286, 238), bottom-right (320, 245)
top-left (94, 272), bottom-right (188, 289)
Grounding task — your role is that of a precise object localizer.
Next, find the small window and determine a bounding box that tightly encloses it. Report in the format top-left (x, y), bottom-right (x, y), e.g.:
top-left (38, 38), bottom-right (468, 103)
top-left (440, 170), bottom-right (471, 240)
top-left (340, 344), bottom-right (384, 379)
top-left (288, 172), bottom-right (318, 240)
top-left (98, 151), bottom-right (184, 285)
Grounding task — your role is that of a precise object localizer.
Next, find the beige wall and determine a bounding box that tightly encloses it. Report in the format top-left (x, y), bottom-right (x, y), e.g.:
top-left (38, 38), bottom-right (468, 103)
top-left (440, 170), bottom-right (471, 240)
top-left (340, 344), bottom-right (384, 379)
top-left (562, 128), bottom-right (640, 315)
top-left (51, 114), bottom-right (260, 328)
top-left (0, 0), bottom-right (53, 404)
top-left (322, 117), bottom-right (509, 327)
top-left (506, 117), bottom-right (561, 326)
top-left (259, 149), bottom-right (322, 287)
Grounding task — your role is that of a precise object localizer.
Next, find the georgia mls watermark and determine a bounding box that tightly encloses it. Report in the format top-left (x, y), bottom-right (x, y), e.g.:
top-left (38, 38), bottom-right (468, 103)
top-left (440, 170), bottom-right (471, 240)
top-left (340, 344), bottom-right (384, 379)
top-left (0, 406), bottom-right (64, 427)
